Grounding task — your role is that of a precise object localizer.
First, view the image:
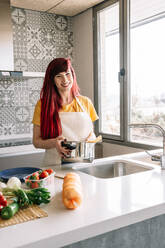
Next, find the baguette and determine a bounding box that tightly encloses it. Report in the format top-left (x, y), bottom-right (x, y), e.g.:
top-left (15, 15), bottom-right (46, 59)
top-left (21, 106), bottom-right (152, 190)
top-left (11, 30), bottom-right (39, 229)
top-left (62, 173), bottom-right (83, 209)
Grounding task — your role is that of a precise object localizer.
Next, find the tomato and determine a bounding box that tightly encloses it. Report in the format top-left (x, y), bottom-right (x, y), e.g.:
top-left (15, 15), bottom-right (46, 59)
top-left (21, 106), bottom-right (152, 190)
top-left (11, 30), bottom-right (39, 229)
top-left (32, 172), bottom-right (39, 177)
top-left (0, 193), bottom-right (7, 207)
top-left (0, 194), bottom-right (5, 202)
top-left (38, 170), bottom-right (43, 175)
top-left (25, 180), bottom-right (31, 187)
top-left (39, 171), bottom-right (49, 178)
top-left (30, 175), bottom-right (39, 180)
top-left (45, 168), bottom-right (54, 175)
top-left (1, 199), bottom-right (7, 207)
top-left (31, 182), bottom-right (39, 189)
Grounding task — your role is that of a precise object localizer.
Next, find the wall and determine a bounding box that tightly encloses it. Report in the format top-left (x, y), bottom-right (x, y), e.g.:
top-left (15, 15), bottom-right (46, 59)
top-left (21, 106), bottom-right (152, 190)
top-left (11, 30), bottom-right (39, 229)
top-left (103, 143), bottom-right (142, 157)
top-left (72, 9), bottom-right (94, 102)
top-left (0, 7), bottom-right (73, 147)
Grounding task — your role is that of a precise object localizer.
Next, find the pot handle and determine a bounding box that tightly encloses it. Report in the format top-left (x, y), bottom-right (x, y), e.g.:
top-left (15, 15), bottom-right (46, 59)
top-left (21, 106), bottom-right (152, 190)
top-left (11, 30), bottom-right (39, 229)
top-left (86, 135), bottom-right (102, 143)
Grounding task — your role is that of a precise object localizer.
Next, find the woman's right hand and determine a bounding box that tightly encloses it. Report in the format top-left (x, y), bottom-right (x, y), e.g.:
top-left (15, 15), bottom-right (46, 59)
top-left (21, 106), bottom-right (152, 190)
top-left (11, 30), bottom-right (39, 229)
top-left (53, 136), bottom-right (71, 158)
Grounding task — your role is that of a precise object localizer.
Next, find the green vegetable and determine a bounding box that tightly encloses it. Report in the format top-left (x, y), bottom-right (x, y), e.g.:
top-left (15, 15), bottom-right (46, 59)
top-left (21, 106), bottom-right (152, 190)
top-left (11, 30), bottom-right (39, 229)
top-left (1, 202), bottom-right (19, 219)
top-left (14, 188), bottom-right (29, 208)
top-left (2, 187), bottom-right (51, 207)
top-left (26, 188), bottom-right (51, 205)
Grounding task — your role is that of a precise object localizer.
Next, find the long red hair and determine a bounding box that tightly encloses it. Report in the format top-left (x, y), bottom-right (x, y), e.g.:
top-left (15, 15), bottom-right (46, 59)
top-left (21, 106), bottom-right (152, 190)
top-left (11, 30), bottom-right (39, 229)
top-left (40, 58), bottom-right (80, 139)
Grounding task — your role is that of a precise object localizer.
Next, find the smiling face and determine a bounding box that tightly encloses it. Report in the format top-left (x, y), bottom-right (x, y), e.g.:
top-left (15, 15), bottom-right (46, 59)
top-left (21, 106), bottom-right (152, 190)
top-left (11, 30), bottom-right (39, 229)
top-left (54, 69), bottom-right (73, 94)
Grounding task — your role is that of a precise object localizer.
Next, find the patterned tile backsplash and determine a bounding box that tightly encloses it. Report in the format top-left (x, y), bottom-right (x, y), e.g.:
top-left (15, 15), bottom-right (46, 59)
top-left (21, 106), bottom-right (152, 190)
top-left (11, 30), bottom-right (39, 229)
top-left (0, 77), bottom-right (43, 147)
top-left (12, 7), bottom-right (73, 72)
top-left (0, 8), bottom-right (73, 147)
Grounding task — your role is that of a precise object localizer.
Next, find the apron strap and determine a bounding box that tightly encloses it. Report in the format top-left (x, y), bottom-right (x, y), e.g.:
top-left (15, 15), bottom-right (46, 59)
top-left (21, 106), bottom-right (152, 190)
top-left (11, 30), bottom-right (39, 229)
top-left (75, 96), bottom-right (86, 112)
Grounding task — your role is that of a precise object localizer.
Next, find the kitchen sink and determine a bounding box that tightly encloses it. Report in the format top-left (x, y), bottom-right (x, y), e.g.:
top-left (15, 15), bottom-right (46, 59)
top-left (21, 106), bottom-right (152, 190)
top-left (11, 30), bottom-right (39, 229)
top-left (77, 160), bottom-right (153, 179)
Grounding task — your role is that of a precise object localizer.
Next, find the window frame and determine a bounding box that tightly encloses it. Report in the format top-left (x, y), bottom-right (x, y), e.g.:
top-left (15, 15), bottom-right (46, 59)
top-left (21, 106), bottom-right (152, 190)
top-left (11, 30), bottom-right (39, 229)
top-left (93, 0), bottom-right (161, 150)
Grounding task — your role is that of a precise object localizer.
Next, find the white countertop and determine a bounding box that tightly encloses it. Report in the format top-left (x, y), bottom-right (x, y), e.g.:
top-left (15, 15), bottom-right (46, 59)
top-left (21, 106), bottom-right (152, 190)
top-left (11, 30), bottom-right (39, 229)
top-left (1, 151), bottom-right (165, 248)
top-left (0, 145), bottom-right (44, 156)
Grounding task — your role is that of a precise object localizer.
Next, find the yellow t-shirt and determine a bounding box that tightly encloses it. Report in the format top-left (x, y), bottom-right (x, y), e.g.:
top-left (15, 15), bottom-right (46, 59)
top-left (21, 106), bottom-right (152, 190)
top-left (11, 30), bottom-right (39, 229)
top-left (32, 95), bottom-right (99, 126)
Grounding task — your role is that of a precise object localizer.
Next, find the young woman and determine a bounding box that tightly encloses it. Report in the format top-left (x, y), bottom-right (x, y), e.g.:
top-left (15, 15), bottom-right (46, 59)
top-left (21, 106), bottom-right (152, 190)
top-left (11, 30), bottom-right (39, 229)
top-left (32, 58), bottom-right (98, 165)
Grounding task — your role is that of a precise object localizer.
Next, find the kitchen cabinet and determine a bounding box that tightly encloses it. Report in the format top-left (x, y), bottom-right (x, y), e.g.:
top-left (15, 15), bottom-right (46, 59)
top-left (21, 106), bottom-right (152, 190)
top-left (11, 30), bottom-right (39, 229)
top-left (64, 215), bottom-right (165, 248)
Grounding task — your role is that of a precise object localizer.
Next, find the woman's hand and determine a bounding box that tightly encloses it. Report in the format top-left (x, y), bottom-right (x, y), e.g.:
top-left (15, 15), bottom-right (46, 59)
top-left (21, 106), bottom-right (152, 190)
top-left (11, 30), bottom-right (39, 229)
top-left (33, 125), bottom-right (71, 158)
top-left (53, 136), bottom-right (71, 158)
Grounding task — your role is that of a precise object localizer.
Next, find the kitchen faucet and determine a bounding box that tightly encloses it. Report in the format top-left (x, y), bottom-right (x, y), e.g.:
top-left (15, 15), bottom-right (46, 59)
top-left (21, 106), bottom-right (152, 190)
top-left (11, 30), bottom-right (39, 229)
top-left (129, 123), bottom-right (165, 169)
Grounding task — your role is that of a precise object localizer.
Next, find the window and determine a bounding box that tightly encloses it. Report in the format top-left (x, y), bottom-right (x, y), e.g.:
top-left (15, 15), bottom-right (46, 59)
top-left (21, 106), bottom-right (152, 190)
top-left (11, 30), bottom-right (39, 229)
top-left (95, 0), bottom-right (122, 140)
top-left (94, 0), bottom-right (165, 148)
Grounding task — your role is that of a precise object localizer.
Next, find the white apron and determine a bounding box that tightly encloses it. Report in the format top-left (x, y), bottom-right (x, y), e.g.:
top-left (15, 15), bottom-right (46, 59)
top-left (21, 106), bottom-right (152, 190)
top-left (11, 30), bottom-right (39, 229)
top-left (42, 97), bottom-right (96, 166)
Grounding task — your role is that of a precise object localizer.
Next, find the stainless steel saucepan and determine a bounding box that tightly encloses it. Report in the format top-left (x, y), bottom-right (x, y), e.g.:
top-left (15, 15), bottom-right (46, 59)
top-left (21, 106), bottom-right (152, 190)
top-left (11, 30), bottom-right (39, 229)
top-left (61, 135), bottom-right (102, 163)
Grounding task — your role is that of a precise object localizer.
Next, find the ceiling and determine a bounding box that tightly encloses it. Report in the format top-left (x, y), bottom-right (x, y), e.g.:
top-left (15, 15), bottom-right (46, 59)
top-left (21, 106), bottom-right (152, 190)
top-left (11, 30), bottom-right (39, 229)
top-left (10, 0), bottom-right (104, 16)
